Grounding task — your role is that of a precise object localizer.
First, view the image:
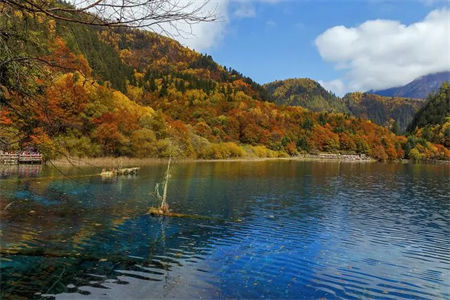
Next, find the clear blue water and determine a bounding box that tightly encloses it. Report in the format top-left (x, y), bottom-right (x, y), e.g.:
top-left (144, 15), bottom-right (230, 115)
top-left (1, 161), bottom-right (449, 299)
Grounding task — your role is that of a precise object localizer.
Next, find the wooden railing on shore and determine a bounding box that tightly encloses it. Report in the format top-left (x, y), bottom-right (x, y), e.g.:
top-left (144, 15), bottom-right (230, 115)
top-left (0, 152), bottom-right (42, 164)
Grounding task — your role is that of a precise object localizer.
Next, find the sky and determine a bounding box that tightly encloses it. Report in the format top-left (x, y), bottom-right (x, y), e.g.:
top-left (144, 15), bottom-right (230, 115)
top-left (170, 0), bottom-right (450, 96)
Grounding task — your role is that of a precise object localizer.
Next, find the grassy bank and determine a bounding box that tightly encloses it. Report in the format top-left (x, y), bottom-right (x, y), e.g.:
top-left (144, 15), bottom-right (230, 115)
top-left (49, 153), bottom-right (376, 167)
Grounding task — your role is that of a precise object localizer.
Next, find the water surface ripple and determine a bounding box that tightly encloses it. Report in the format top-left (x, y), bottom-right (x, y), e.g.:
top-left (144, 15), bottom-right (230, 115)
top-left (1, 161), bottom-right (449, 299)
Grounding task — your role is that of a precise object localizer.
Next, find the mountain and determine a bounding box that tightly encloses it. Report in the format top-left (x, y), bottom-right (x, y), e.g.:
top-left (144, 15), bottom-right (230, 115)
top-left (264, 79), bottom-right (349, 113)
top-left (371, 72), bottom-right (450, 99)
top-left (263, 79), bottom-right (425, 133)
top-left (343, 93), bottom-right (425, 133)
top-left (408, 82), bottom-right (450, 131)
top-left (404, 83), bottom-right (450, 159)
top-left (0, 5), bottom-right (436, 161)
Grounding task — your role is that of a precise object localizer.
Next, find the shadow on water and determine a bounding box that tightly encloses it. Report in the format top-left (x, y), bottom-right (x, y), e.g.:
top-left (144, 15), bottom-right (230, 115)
top-left (1, 161), bottom-right (449, 299)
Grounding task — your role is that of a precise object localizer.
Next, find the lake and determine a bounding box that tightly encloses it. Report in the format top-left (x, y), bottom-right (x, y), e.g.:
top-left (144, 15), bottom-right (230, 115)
top-left (1, 160), bottom-right (449, 299)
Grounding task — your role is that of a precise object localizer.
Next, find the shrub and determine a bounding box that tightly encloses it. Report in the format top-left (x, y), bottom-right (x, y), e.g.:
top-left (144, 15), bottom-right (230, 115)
top-left (370, 145), bottom-right (388, 161)
top-left (249, 145), bottom-right (277, 158)
top-left (130, 128), bottom-right (157, 158)
top-left (199, 142), bottom-right (246, 159)
top-left (54, 134), bottom-right (101, 157)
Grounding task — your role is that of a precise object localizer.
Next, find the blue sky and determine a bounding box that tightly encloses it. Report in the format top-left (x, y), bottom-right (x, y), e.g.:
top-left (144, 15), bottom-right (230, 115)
top-left (177, 0), bottom-right (450, 95)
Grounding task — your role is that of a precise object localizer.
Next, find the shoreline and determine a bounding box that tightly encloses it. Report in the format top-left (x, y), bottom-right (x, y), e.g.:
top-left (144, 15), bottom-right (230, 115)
top-left (0, 155), bottom-right (447, 173)
top-left (49, 153), bottom-right (377, 167)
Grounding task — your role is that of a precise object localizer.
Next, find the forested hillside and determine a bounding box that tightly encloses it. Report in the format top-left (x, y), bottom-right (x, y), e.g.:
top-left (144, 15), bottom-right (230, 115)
top-left (404, 84), bottom-right (450, 159)
top-left (264, 79), bottom-right (348, 113)
top-left (408, 83), bottom-right (450, 131)
top-left (0, 4), bottom-right (448, 161)
top-left (264, 79), bottom-right (426, 134)
top-left (343, 93), bottom-right (424, 133)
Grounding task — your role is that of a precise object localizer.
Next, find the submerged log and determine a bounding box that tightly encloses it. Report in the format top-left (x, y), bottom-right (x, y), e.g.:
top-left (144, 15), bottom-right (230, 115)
top-left (116, 167), bottom-right (140, 175)
top-left (100, 170), bottom-right (114, 177)
top-left (146, 207), bottom-right (242, 222)
top-left (100, 167), bottom-right (140, 177)
top-left (147, 207), bottom-right (211, 220)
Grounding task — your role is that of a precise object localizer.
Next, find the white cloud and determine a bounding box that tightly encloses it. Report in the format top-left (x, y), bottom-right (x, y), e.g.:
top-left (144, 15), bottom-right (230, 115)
top-left (72, 0), bottom-right (230, 51)
top-left (151, 0), bottom-right (230, 51)
top-left (318, 79), bottom-right (347, 97)
top-left (157, 0), bottom-right (284, 50)
top-left (315, 8), bottom-right (450, 94)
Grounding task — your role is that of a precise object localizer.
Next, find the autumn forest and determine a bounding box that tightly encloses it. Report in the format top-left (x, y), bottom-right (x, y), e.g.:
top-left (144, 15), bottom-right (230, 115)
top-left (0, 3), bottom-right (449, 162)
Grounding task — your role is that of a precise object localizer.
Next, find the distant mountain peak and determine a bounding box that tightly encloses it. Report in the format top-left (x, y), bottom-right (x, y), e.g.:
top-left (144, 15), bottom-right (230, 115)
top-left (370, 71), bottom-right (450, 99)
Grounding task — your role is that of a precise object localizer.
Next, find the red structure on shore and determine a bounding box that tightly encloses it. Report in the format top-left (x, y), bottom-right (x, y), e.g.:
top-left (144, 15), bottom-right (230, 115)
top-left (0, 151), bottom-right (42, 164)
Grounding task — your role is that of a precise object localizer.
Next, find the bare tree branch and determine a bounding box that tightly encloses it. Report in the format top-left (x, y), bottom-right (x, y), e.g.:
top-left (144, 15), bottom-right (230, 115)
top-left (3, 0), bottom-right (216, 29)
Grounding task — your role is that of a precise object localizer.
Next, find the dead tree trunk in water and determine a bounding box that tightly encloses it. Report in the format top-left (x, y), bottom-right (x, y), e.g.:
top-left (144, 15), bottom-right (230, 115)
top-left (160, 156), bottom-right (171, 212)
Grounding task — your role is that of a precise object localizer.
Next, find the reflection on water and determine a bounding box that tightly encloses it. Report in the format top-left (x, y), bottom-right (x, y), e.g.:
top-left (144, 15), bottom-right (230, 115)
top-left (1, 161), bottom-right (449, 299)
top-left (0, 164), bottom-right (42, 178)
